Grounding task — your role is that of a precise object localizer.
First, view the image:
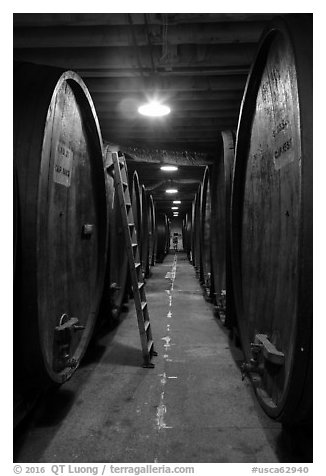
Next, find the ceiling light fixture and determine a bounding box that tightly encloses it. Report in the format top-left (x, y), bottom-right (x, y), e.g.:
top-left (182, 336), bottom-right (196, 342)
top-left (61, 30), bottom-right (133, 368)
top-left (171, 206), bottom-right (179, 210)
top-left (173, 200), bottom-right (181, 204)
top-left (138, 100), bottom-right (171, 117)
top-left (160, 165), bottom-right (178, 171)
top-left (166, 188), bottom-right (178, 194)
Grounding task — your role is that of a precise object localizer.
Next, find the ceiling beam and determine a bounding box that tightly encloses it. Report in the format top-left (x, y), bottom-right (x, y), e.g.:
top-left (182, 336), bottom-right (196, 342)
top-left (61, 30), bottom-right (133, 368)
top-left (144, 178), bottom-right (203, 192)
top-left (152, 191), bottom-right (199, 201)
top-left (127, 162), bottom-right (206, 177)
top-left (97, 109), bottom-right (240, 121)
top-left (154, 202), bottom-right (193, 209)
top-left (91, 90), bottom-right (244, 102)
top-left (13, 13), bottom-right (276, 27)
top-left (13, 43), bottom-right (256, 71)
top-left (149, 198), bottom-right (193, 204)
top-left (84, 75), bottom-right (247, 93)
top-left (100, 124), bottom-right (237, 137)
top-left (77, 67), bottom-right (249, 78)
top-left (13, 22), bottom-right (266, 48)
top-left (101, 132), bottom-right (236, 146)
top-left (98, 111), bottom-right (239, 127)
top-left (99, 116), bottom-right (237, 128)
top-left (101, 129), bottom-right (235, 141)
top-left (104, 129), bottom-right (224, 140)
top-left (123, 142), bottom-right (217, 155)
top-left (160, 13), bottom-right (277, 24)
top-left (97, 99), bottom-right (240, 112)
top-left (116, 143), bottom-right (214, 166)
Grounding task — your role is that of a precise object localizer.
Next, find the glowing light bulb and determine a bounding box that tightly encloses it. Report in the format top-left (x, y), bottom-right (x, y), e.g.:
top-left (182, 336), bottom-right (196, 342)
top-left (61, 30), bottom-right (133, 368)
top-left (160, 165), bottom-right (178, 171)
top-left (166, 189), bottom-right (178, 194)
top-left (138, 101), bottom-right (171, 117)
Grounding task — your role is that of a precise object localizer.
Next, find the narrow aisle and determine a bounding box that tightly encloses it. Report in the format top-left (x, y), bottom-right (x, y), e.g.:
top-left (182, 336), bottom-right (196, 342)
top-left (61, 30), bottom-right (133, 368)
top-left (15, 252), bottom-right (290, 463)
top-left (146, 252), bottom-right (282, 463)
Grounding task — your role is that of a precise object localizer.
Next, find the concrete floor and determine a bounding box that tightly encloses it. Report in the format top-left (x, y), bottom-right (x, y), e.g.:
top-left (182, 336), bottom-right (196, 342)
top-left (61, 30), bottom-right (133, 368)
top-left (14, 252), bottom-right (312, 463)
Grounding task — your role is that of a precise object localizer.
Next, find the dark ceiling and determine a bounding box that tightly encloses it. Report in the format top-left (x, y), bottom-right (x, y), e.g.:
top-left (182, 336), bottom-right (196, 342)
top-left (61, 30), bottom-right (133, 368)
top-left (13, 13), bottom-right (277, 218)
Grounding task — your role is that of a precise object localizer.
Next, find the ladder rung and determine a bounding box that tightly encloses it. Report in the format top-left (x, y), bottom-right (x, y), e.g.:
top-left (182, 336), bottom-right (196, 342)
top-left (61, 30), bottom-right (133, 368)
top-left (128, 222), bottom-right (135, 227)
top-left (132, 243), bottom-right (138, 248)
top-left (147, 339), bottom-right (154, 353)
top-left (141, 301), bottom-right (147, 311)
top-left (144, 320), bottom-right (150, 332)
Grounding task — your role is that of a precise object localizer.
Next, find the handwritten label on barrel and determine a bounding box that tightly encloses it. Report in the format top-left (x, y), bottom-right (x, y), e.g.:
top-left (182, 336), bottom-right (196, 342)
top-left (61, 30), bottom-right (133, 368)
top-left (273, 137), bottom-right (294, 170)
top-left (271, 117), bottom-right (294, 170)
top-left (53, 142), bottom-right (73, 187)
top-left (257, 50), bottom-right (298, 172)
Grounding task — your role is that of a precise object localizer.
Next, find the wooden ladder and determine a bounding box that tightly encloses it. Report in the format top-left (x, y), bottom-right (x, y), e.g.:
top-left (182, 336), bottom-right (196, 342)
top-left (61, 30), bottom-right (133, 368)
top-left (109, 151), bottom-right (157, 368)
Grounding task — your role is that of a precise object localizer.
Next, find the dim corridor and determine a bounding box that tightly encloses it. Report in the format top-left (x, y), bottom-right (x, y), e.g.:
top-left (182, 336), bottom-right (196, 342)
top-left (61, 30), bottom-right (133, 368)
top-left (14, 252), bottom-right (307, 463)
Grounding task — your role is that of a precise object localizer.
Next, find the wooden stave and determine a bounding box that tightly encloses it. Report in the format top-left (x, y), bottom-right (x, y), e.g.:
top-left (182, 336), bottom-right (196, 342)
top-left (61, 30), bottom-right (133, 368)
top-left (140, 184), bottom-right (150, 278)
top-left (130, 171), bottom-right (143, 268)
top-left (193, 184), bottom-right (202, 276)
top-left (190, 198), bottom-right (196, 265)
top-left (186, 212), bottom-right (192, 260)
top-left (147, 193), bottom-right (156, 268)
top-left (182, 212), bottom-right (192, 260)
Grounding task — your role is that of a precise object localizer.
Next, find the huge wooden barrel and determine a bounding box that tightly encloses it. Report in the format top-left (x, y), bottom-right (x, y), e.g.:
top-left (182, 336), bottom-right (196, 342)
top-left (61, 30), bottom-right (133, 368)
top-left (211, 130), bottom-right (236, 328)
top-left (231, 15), bottom-right (312, 424)
top-left (100, 146), bottom-right (129, 322)
top-left (14, 63), bottom-right (107, 390)
top-left (147, 193), bottom-right (156, 268)
top-left (199, 167), bottom-right (213, 298)
top-left (156, 213), bottom-right (169, 262)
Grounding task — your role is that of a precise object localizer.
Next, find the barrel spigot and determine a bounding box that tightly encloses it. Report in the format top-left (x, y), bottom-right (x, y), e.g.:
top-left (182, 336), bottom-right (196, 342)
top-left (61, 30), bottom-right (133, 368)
top-left (240, 359), bottom-right (263, 380)
top-left (53, 313), bottom-right (85, 372)
top-left (241, 334), bottom-right (285, 381)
